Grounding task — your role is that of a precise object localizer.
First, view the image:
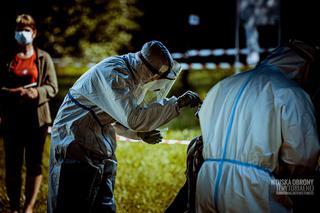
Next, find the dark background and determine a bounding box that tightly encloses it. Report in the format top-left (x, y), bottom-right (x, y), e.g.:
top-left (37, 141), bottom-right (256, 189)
top-left (1, 0), bottom-right (319, 55)
top-left (134, 0), bottom-right (320, 52)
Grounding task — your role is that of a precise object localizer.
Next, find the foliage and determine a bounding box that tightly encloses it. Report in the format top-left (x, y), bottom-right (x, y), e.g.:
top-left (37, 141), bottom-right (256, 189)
top-left (40, 0), bottom-right (142, 62)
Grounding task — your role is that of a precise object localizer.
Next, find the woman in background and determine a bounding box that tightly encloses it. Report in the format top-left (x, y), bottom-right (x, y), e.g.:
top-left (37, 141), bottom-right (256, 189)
top-left (0, 14), bottom-right (58, 213)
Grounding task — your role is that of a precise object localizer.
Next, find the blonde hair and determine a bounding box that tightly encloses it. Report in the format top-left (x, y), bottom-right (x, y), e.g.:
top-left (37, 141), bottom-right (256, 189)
top-left (16, 14), bottom-right (36, 31)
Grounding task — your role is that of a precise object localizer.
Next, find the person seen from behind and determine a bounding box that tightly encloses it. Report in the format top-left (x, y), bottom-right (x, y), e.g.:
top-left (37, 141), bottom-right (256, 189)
top-left (196, 39), bottom-right (320, 212)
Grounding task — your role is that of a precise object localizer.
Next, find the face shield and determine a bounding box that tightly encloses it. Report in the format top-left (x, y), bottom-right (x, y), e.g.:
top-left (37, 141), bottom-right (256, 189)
top-left (138, 40), bottom-right (178, 80)
top-left (158, 60), bottom-right (181, 80)
top-left (139, 61), bottom-right (182, 105)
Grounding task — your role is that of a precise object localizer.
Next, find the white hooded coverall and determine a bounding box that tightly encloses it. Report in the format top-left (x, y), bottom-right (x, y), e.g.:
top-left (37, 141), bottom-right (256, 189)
top-left (196, 42), bottom-right (320, 212)
top-left (48, 50), bottom-right (181, 212)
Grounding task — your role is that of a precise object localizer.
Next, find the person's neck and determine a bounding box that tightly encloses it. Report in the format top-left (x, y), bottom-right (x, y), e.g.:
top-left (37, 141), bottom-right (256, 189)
top-left (17, 44), bottom-right (34, 59)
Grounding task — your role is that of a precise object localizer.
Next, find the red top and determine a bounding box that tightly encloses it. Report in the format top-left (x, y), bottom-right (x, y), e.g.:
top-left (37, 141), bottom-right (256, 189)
top-left (9, 52), bottom-right (38, 87)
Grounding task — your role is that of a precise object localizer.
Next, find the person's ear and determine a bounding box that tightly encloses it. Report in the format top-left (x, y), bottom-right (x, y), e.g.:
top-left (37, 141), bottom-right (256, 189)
top-left (32, 30), bottom-right (37, 39)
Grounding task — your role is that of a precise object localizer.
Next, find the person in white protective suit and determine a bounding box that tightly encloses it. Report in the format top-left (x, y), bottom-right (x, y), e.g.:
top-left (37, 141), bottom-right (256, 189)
top-left (196, 39), bottom-right (320, 213)
top-left (47, 40), bottom-right (202, 213)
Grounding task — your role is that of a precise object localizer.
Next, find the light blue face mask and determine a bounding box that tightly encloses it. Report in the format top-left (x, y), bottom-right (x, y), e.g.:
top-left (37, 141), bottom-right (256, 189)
top-left (15, 31), bottom-right (33, 45)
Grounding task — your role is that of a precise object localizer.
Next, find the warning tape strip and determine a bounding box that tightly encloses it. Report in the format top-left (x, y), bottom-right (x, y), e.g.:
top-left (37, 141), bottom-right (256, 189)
top-left (53, 48), bottom-right (275, 70)
top-left (180, 62), bottom-right (250, 70)
top-left (48, 127), bottom-right (190, 145)
top-left (116, 135), bottom-right (190, 145)
top-left (171, 47), bottom-right (274, 59)
top-left (171, 47), bottom-right (275, 70)
top-left (53, 47), bottom-right (275, 70)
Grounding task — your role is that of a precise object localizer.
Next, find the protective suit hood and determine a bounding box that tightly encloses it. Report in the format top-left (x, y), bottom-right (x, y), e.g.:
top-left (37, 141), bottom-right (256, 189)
top-left (122, 41), bottom-right (182, 105)
top-left (137, 40), bottom-right (178, 80)
top-left (123, 53), bottom-right (157, 84)
top-left (123, 53), bottom-right (182, 105)
top-left (261, 39), bottom-right (317, 84)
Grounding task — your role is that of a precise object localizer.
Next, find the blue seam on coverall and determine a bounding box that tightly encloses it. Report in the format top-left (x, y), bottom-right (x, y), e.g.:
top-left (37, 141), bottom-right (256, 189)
top-left (67, 92), bottom-right (114, 155)
top-left (205, 159), bottom-right (272, 175)
top-left (213, 73), bottom-right (254, 211)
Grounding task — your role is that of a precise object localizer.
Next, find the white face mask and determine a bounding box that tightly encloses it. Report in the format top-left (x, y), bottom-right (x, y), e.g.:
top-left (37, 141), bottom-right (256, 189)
top-left (15, 31), bottom-right (33, 45)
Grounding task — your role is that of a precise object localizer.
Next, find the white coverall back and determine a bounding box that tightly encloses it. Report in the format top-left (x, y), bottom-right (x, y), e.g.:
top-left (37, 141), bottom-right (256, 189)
top-left (196, 46), bottom-right (320, 212)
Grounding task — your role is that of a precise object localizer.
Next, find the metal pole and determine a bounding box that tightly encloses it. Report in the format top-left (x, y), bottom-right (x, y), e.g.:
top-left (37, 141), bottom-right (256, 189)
top-left (235, 0), bottom-right (240, 73)
top-left (277, 0), bottom-right (282, 46)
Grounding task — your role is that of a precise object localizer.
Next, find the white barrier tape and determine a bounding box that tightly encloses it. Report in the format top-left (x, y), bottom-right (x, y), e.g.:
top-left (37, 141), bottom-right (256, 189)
top-left (116, 135), bottom-right (190, 145)
top-left (53, 47), bottom-right (274, 70)
top-left (180, 62), bottom-right (250, 70)
top-left (48, 128), bottom-right (190, 145)
top-left (171, 47), bottom-right (275, 59)
top-left (53, 59), bottom-right (245, 70)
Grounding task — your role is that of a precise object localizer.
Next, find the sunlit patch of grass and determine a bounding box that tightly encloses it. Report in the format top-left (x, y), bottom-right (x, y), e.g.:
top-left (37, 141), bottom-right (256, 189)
top-left (115, 142), bottom-right (187, 213)
top-left (164, 129), bottom-right (201, 141)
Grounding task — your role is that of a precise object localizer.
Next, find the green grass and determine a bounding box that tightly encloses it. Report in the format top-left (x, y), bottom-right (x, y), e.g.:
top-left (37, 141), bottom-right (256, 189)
top-left (0, 136), bottom-right (188, 213)
top-left (116, 142), bottom-right (187, 213)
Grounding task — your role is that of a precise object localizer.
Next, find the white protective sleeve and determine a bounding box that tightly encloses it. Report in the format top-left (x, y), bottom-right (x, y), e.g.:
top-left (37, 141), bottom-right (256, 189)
top-left (71, 58), bottom-right (180, 132)
top-left (113, 122), bottom-right (140, 140)
top-left (279, 88), bottom-right (320, 175)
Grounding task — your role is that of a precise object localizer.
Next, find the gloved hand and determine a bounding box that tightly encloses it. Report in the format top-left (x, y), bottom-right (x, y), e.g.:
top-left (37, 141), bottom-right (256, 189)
top-left (137, 129), bottom-right (163, 144)
top-left (177, 91), bottom-right (202, 108)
